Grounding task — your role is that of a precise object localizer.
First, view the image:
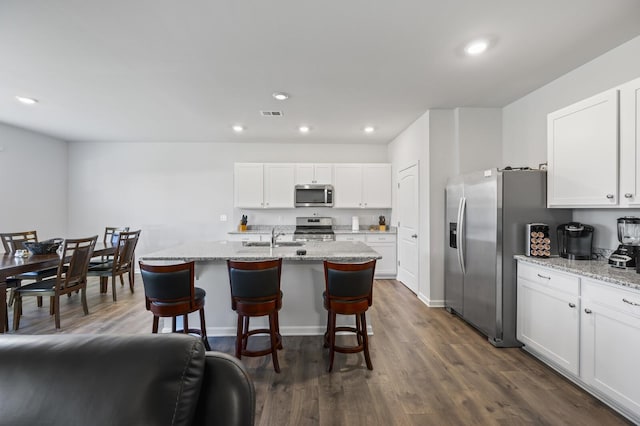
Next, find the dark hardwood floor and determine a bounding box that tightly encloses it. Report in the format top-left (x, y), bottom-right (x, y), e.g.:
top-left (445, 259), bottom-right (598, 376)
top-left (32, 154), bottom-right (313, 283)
top-left (4, 276), bottom-right (631, 425)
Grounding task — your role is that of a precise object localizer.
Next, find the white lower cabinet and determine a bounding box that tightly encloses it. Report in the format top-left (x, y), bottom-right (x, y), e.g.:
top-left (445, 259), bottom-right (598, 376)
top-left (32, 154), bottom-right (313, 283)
top-left (335, 233), bottom-right (397, 278)
top-left (517, 260), bottom-right (640, 423)
top-left (581, 279), bottom-right (640, 419)
top-left (227, 233), bottom-right (264, 242)
top-left (516, 263), bottom-right (580, 375)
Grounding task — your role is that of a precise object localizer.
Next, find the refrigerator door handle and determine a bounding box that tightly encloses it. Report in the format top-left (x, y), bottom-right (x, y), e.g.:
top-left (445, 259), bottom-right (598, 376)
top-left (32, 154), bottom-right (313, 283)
top-left (457, 197), bottom-right (466, 275)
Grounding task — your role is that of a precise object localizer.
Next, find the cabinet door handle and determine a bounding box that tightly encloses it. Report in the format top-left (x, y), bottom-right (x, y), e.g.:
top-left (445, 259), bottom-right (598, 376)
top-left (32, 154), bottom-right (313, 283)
top-left (625, 193), bottom-right (633, 198)
top-left (622, 298), bottom-right (640, 306)
top-left (606, 194), bottom-right (614, 199)
top-left (537, 273), bottom-right (551, 280)
top-left (584, 308), bottom-right (592, 314)
top-left (568, 303), bottom-right (576, 308)
top-left (411, 234), bottom-right (418, 239)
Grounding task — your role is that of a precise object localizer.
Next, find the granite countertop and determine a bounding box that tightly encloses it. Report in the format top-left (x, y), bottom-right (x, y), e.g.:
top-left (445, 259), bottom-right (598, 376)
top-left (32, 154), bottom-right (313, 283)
top-left (228, 225), bottom-right (396, 235)
top-left (141, 240), bottom-right (382, 262)
top-left (515, 255), bottom-right (640, 291)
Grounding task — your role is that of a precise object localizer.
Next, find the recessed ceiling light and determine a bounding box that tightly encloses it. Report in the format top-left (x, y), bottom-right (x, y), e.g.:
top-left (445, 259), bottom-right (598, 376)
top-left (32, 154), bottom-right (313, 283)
top-left (15, 96), bottom-right (38, 105)
top-left (232, 125), bottom-right (244, 132)
top-left (364, 126), bottom-right (375, 134)
top-left (464, 39), bottom-right (489, 56)
top-left (298, 125), bottom-right (310, 133)
top-left (272, 92), bottom-right (289, 101)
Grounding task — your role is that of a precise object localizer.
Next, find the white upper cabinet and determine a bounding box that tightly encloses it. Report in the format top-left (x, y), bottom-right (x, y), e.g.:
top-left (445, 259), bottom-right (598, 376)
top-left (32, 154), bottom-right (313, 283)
top-left (547, 89), bottom-right (619, 207)
top-left (334, 164), bottom-right (364, 208)
top-left (334, 163), bottom-right (391, 208)
top-left (234, 163), bottom-right (294, 208)
top-left (264, 163), bottom-right (295, 208)
top-left (362, 164), bottom-right (392, 208)
top-left (619, 77), bottom-right (640, 207)
top-left (234, 163), bottom-right (264, 208)
top-left (294, 164), bottom-right (333, 185)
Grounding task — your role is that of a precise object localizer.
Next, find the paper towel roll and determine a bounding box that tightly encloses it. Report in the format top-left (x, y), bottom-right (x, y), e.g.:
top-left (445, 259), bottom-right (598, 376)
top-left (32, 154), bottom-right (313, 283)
top-left (352, 216), bottom-right (359, 231)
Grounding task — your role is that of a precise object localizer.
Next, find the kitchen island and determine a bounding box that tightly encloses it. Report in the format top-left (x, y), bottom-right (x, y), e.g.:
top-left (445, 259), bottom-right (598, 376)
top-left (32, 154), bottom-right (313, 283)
top-left (140, 240), bottom-right (381, 336)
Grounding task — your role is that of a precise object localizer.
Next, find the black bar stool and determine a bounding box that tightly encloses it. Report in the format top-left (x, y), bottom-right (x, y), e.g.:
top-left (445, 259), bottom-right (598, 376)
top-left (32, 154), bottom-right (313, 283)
top-left (227, 258), bottom-right (283, 373)
top-left (139, 261), bottom-right (211, 350)
top-left (323, 259), bottom-right (376, 372)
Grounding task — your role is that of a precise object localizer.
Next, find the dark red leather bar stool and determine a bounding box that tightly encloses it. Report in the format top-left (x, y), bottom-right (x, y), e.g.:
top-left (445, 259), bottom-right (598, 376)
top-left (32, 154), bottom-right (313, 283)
top-left (227, 258), bottom-right (283, 373)
top-left (323, 259), bottom-right (376, 372)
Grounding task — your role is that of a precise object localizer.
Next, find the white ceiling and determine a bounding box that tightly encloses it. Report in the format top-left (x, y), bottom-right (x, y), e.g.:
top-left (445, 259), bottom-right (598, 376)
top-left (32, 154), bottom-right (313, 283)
top-left (1, 0), bottom-right (640, 145)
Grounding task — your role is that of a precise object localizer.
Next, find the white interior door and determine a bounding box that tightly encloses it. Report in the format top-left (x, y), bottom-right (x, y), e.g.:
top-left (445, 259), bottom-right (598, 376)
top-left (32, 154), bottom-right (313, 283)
top-left (397, 164), bottom-right (419, 294)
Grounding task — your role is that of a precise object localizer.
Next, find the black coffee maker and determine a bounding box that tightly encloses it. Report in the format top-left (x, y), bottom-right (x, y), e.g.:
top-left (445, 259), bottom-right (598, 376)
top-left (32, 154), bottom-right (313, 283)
top-left (557, 222), bottom-right (594, 260)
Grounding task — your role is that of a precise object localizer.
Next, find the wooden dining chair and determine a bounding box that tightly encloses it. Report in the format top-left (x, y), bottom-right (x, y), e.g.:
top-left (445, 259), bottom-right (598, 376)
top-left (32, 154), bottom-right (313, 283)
top-left (88, 230), bottom-right (140, 301)
top-left (89, 226), bottom-right (130, 267)
top-left (0, 231), bottom-right (58, 308)
top-left (323, 259), bottom-right (376, 372)
top-left (13, 235), bottom-right (98, 330)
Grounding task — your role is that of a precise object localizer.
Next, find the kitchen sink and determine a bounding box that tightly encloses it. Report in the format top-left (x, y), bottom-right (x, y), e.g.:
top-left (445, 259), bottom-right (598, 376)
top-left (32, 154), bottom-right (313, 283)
top-left (242, 241), bottom-right (305, 247)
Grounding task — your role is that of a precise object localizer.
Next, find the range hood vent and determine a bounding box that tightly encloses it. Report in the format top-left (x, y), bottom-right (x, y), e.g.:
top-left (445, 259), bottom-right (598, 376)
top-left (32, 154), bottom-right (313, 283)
top-left (260, 110), bottom-right (283, 117)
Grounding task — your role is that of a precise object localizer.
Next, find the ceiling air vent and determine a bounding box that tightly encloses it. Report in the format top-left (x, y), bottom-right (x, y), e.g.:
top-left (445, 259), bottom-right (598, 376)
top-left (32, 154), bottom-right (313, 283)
top-left (260, 110), bottom-right (283, 117)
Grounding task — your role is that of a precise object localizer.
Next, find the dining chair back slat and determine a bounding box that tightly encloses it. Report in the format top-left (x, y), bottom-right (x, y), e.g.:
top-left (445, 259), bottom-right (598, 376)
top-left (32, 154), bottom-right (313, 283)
top-left (0, 231), bottom-right (38, 253)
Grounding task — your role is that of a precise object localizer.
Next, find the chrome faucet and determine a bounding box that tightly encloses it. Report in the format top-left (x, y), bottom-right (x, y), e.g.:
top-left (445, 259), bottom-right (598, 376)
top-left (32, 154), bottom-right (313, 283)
top-left (271, 227), bottom-right (285, 248)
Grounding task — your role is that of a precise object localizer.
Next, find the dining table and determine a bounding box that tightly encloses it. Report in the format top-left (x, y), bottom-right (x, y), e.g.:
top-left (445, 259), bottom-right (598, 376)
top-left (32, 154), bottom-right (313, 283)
top-left (0, 242), bottom-right (116, 333)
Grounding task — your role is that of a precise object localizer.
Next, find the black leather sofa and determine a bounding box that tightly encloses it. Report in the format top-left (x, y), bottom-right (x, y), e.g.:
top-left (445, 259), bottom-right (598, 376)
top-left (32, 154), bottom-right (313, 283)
top-left (0, 334), bottom-right (255, 426)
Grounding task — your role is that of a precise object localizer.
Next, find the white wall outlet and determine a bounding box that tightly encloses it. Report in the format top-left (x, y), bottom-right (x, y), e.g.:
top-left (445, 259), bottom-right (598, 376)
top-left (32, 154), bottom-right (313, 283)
top-left (219, 214), bottom-right (227, 222)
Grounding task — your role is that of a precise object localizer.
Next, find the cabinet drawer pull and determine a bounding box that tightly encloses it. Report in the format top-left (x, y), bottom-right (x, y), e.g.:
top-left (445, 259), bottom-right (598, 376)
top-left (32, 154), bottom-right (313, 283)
top-left (622, 298), bottom-right (640, 307)
top-left (568, 303), bottom-right (576, 308)
top-left (625, 193), bottom-right (633, 198)
top-left (606, 194), bottom-right (614, 199)
top-left (584, 308), bottom-right (592, 314)
top-left (536, 273), bottom-right (551, 280)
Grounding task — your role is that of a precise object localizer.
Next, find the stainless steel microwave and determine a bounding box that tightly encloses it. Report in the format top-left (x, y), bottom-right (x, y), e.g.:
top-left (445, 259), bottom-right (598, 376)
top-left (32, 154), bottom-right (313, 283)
top-left (294, 184), bottom-right (334, 207)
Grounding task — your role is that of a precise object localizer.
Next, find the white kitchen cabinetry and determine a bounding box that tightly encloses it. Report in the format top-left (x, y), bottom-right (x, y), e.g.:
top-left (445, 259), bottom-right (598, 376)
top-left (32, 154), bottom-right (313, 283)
top-left (227, 233), bottom-right (264, 242)
top-left (335, 234), bottom-right (366, 242)
top-left (516, 260), bottom-right (640, 423)
top-left (334, 164), bottom-right (391, 208)
top-left (516, 262), bottom-right (580, 375)
top-left (264, 164), bottom-right (295, 208)
top-left (619, 77), bottom-right (640, 207)
top-left (365, 234), bottom-right (397, 278)
top-left (335, 233), bottom-right (396, 278)
top-left (234, 163), bottom-right (264, 208)
top-left (234, 163), bottom-right (294, 208)
top-left (295, 164), bottom-right (333, 185)
top-left (547, 89), bottom-right (619, 207)
top-left (581, 278), bottom-right (640, 418)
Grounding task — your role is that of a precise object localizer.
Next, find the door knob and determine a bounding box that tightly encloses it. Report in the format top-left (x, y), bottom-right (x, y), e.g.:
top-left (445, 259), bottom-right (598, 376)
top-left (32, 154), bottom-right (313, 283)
top-left (411, 234), bottom-right (418, 238)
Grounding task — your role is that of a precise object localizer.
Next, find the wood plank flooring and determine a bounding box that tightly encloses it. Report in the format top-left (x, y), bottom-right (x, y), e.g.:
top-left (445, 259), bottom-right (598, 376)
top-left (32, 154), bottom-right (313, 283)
top-left (4, 276), bottom-right (632, 425)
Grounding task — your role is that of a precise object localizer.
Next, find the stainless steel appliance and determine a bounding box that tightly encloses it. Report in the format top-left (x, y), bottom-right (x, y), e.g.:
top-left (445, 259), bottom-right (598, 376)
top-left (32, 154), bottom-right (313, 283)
top-left (609, 216), bottom-right (640, 268)
top-left (293, 217), bottom-right (335, 241)
top-left (557, 222), bottom-right (594, 260)
top-left (294, 184), bottom-right (334, 207)
top-left (445, 168), bottom-right (571, 347)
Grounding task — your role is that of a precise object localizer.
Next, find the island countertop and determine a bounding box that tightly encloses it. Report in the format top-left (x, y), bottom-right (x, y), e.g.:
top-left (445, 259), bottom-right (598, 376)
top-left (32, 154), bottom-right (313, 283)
top-left (140, 240), bottom-right (382, 262)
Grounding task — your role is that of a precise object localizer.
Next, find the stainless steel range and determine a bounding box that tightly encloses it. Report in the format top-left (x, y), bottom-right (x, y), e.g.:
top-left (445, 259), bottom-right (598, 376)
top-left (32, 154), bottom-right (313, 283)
top-left (293, 217), bottom-right (335, 241)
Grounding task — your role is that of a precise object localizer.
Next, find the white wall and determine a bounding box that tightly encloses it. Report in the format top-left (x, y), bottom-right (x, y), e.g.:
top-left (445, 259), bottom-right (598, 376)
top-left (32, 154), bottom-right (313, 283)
top-left (387, 109), bottom-right (456, 306)
top-left (455, 108), bottom-right (503, 173)
top-left (503, 34), bottom-right (640, 250)
top-left (503, 35), bottom-right (640, 169)
top-left (0, 123), bottom-right (68, 240)
top-left (67, 141), bottom-right (389, 256)
top-left (388, 111), bottom-right (430, 303)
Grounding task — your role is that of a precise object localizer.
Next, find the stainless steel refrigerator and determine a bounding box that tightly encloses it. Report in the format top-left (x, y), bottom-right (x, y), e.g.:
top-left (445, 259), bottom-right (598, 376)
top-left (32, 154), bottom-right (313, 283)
top-left (445, 168), bottom-right (571, 347)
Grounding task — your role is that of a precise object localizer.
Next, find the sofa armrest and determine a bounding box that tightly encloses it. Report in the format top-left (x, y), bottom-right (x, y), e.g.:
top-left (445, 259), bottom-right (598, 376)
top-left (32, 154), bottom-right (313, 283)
top-left (194, 352), bottom-right (256, 426)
